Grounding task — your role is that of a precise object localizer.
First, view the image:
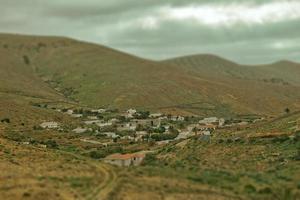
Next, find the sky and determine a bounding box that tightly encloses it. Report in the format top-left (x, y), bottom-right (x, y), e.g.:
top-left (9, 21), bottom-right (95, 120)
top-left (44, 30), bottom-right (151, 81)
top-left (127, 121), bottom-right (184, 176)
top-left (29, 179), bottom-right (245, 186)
top-left (0, 0), bottom-right (299, 64)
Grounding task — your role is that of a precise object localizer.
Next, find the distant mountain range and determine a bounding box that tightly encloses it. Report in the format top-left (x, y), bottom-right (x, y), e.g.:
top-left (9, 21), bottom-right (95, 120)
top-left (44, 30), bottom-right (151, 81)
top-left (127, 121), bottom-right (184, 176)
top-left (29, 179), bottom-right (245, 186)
top-left (1, 33), bottom-right (299, 116)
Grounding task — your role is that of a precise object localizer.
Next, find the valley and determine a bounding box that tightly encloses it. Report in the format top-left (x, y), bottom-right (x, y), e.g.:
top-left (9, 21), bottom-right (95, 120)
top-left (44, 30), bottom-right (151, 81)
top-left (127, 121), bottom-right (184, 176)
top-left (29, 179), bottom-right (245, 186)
top-left (0, 33), bottom-right (300, 200)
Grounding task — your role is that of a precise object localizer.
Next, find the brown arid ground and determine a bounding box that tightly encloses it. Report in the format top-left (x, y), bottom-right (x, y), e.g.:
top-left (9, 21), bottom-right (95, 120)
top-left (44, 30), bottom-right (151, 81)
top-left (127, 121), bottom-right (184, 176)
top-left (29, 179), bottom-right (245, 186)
top-left (1, 112), bottom-right (300, 199)
top-left (0, 136), bottom-right (114, 200)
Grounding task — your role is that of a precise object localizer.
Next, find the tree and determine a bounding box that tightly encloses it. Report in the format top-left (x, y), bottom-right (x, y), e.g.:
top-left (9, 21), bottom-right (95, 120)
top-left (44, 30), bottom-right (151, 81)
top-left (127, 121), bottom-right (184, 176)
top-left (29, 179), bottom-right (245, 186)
top-left (154, 126), bottom-right (166, 133)
top-left (192, 127), bottom-right (198, 136)
top-left (23, 55), bottom-right (30, 65)
top-left (285, 108), bottom-right (290, 114)
top-left (1, 118), bottom-right (10, 123)
top-left (45, 140), bottom-right (58, 149)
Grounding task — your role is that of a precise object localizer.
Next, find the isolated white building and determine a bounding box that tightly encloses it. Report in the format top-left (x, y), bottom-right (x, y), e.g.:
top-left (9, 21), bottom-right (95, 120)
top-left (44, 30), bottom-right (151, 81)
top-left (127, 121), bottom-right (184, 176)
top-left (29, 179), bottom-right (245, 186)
top-left (72, 127), bottom-right (88, 134)
top-left (97, 122), bottom-right (113, 127)
top-left (199, 117), bottom-right (218, 125)
top-left (104, 153), bottom-right (145, 167)
top-left (40, 122), bottom-right (59, 129)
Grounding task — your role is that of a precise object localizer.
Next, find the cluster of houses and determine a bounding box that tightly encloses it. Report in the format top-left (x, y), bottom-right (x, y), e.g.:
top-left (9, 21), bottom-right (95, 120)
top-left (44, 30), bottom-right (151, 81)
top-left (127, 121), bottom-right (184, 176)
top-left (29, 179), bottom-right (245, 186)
top-left (39, 109), bottom-right (227, 144)
top-left (38, 107), bottom-right (261, 167)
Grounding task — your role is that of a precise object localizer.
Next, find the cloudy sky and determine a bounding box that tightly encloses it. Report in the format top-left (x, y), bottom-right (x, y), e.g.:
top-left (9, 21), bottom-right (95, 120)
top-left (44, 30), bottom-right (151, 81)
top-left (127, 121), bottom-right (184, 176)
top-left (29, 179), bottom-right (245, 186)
top-left (0, 0), bottom-right (299, 64)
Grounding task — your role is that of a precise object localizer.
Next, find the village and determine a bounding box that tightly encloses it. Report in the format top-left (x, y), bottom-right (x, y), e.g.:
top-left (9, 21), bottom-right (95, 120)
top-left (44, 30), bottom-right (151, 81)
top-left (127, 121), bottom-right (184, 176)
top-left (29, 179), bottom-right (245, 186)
top-left (37, 105), bottom-right (264, 167)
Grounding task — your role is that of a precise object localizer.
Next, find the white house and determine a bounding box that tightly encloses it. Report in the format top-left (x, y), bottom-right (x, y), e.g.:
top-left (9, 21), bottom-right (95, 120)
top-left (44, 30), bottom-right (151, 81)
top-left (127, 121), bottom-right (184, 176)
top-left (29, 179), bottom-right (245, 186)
top-left (97, 122), bottom-right (113, 127)
top-left (71, 114), bottom-right (83, 118)
top-left (72, 127), bottom-right (88, 134)
top-left (149, 113), bottom-right (163, 118)
top-left (40, 122), bottom-right (59, 129)
top-left (84, 120), bottom-right (102, 125)
top-left (92, 109), bottom-right (106, 114)
top-left (219, 118), bottom-right (225, 126)
top-left (199, 117), bottom-right (219, 125)
top-left (67, 109), bottom-right (74, 115)
top-left (102, 132), bottom-right (119, 139)
top-left (87, 116), bottom-right (98, 120)
top-left (126, 109), bottom-right (137, 118)
top-left (171, 116), bottom-right (185, 121)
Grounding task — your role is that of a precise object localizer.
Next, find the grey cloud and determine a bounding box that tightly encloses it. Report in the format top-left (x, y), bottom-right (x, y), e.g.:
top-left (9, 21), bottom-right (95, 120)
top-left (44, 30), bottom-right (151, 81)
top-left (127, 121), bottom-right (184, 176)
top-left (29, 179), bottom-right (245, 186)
top-left (0, 0), bottom-right (299, 64)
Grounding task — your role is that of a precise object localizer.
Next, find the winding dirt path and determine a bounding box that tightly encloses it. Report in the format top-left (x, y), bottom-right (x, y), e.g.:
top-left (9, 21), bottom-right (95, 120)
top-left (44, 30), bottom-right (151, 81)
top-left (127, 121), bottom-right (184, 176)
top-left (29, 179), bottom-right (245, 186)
top-left (57, 150), bottom-right (118, 200)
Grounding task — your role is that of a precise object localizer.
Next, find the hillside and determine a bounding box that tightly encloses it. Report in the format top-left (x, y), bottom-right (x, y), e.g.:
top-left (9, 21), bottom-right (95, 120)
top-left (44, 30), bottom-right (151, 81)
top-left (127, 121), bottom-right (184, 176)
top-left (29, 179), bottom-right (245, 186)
top-left (162, 54), bottom-right (300, 115)
top-left (1, 33), bottom-right (300, 116)
top-left (143, 112), bottom-right (300, 199)
top-left (163, 54), bottom-right (300, 85)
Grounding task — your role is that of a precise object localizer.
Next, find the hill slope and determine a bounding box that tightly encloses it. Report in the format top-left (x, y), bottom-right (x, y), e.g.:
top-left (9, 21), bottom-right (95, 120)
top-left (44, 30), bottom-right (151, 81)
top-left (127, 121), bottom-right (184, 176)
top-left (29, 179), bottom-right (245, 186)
top-left (0, 33), bottom-right (300, 116)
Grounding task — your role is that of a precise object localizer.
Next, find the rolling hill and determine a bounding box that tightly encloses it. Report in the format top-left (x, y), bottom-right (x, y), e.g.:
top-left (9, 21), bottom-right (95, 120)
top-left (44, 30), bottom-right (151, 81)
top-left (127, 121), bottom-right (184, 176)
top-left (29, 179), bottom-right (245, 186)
top-left (0, 33), bottom-right (300, 116)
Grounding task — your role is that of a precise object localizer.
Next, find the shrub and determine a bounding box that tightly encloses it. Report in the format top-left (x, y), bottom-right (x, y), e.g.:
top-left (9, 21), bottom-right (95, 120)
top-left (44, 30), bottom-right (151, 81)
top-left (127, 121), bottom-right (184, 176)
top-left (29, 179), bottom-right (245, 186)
top-left (294, 131), bottom-right (300, 142)
top-left (272, 135), bottom-right (290, 143)
top-left (259, 187), bottom-right (272, 194)
top-left (244, 184), bottom-right (257, 193)
top-left (153, 126), bottom-right (166, 133)
top-left (218, 139), bottom-right (224, 144)
top-left (45, 140), bottom-right (58, 149)
top-left (33, 125), bottom-right (42, 130)
top-left (1, 118), bottom-right (10, 123)
top-left (23, 55), bottom-right (30, 65)
top-left (89, 151), bottom-right (106, 159)
top-left (142, 153), bottom-right (157, 165)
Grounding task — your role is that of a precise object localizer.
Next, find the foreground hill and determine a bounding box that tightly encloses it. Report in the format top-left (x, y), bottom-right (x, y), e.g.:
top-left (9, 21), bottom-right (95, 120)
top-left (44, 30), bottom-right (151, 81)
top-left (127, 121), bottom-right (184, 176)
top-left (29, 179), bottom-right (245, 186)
top-left (143, 112), bottom-right (300, 199)
top-left (1, 33), bottom-right (300, 116)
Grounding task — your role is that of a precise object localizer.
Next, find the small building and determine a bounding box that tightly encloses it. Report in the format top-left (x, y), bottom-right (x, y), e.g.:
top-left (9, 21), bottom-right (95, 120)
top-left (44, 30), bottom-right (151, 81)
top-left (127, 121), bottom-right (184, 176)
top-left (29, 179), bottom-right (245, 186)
top-left (198, 124), bottom-right (217, 131)
top-left (71, 114), bottom-right (83, 118)
top-left (199, 117), bottom-right (219, 125)
top-left (84, 120), bottom-right (102, 125)
top-left (126, 109), bottom-right (137, 118)
top-left (149, 113), bottom-right (163, 118)
top-left (97, 122), bottom-right (113, 127)
top-left (87, 116), bottom-right (98, 120)
top-left (108, 118), bottom-right (119, 124)
top-left (219, 118), bottom-right (225, 127)
top-left (199, 131), bottom-right (211, 142)
top-left (104, 153), bottom-right (145, 167)
top-left (102, 132), bottom-right (119, 139)
top-left (171, 116), bottom-right (185, 121)
top-left (40, 122), bottom-right (59, 129)
top-left (67, 109), bottom-right (74, 115)
top-left (72, 127), bottom-right (88, 134)
top-left (91, 109), bottom-right (106, 114)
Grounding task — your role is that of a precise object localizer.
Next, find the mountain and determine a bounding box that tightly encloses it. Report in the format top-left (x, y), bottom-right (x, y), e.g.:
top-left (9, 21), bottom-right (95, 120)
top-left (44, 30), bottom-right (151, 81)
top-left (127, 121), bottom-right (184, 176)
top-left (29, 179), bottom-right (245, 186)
top-left (0, 33), bottom-right (299, 116)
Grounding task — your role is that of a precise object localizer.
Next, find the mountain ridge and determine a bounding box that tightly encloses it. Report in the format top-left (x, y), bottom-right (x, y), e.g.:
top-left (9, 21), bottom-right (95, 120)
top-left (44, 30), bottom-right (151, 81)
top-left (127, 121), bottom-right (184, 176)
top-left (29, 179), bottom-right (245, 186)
top-left (1, 33), bottom-right (299, 116)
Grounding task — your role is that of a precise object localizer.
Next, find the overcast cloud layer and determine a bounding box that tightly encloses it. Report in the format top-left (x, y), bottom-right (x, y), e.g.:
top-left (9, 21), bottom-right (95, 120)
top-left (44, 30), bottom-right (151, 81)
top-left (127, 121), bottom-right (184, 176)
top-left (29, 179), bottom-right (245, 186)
top-left (0, 0), bottom-right (299, 64)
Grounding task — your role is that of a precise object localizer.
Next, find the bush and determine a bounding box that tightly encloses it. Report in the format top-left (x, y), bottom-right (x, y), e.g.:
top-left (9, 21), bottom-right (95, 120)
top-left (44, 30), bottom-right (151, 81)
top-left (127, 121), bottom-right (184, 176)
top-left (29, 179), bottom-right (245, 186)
top-left (1, 118), bottom-right (10, 123)
top-left (153, 126), bottom-right (166, 133)
top-left (135, 111), bottom-right (150, 119)
top-left (272, 135), bottom-right (290, 143)
top-left (142, 153), bottom-right (157, 165)
top-left (45, 140), bottom-right (58, 149)
top-left (151, 132), bottom-right (178, 141)
top-left (33, 125), bottom-right (43, 130)
top-left (89, 151), bottom-right (106, 159)
top-left (294, 131), bottom-right (300, 142)
top-left (244, 184), bottom-right (256, 193)
top-left (259, 187), bottom-right (272, 194)
top-left (23, 55), bottom-right (30, 65)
